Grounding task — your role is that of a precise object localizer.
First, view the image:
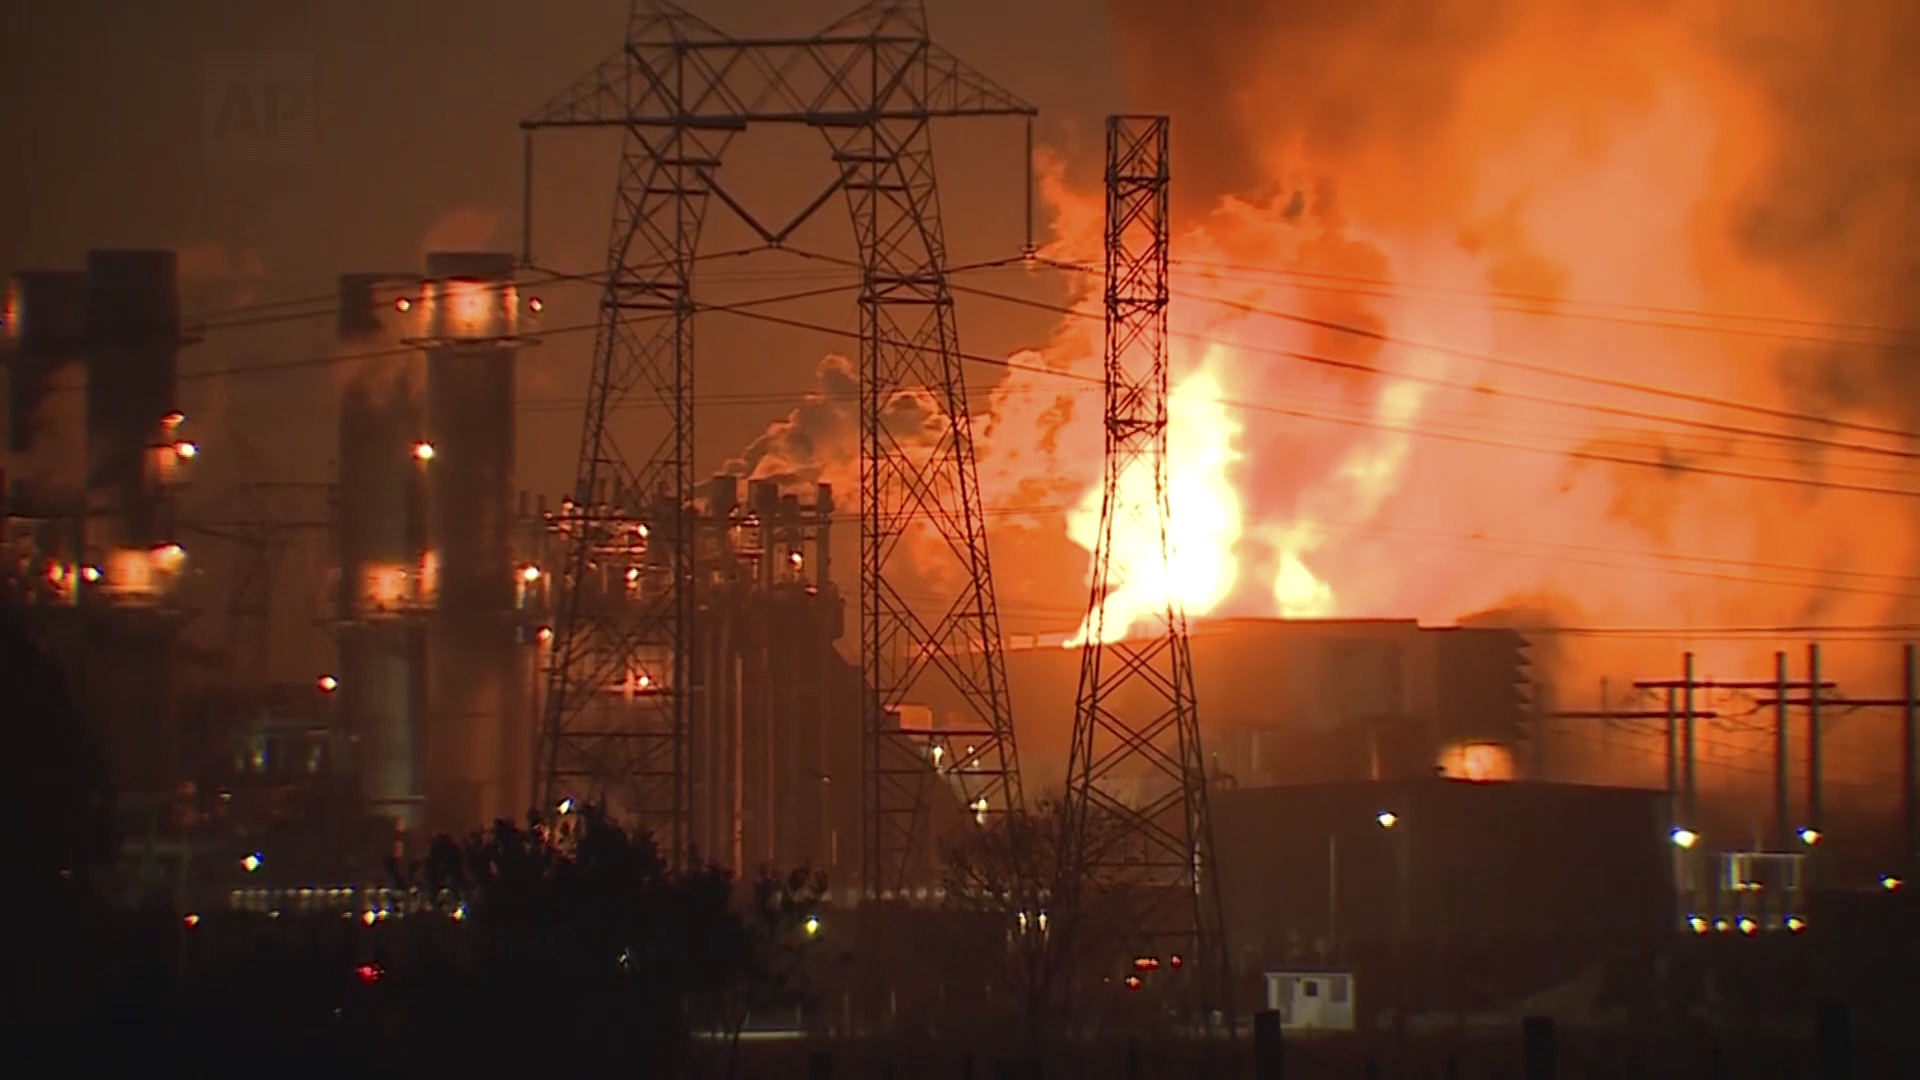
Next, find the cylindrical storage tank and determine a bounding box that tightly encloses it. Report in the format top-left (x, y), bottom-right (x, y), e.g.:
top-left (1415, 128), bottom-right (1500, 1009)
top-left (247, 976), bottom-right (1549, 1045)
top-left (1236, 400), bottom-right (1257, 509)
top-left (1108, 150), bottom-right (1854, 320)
top-left (417, 251), bottom-right (525, 833)
top-left (84, 250), bottom-right (181, 556)
top-left (3, 270), bottom-right (90, 515)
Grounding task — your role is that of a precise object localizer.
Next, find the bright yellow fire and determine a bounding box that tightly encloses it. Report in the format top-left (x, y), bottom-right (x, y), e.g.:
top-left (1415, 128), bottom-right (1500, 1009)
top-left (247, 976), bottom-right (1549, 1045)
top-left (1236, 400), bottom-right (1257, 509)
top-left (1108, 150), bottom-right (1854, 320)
top-left (1066, 351), bottom-right (1245, 645)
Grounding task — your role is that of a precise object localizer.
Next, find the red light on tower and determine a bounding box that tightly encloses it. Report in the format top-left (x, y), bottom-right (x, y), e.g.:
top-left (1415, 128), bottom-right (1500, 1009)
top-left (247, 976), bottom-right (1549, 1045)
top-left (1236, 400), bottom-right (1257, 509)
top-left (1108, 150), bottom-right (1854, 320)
top-left (1123, 975), bottom-right (1143, 992)
top-left (1169, 954), bottom-right (1183, 970)
top-left (355, 963), bottom-right (383, 984)
top-left (1132, 956), bottom-right (1160, 972)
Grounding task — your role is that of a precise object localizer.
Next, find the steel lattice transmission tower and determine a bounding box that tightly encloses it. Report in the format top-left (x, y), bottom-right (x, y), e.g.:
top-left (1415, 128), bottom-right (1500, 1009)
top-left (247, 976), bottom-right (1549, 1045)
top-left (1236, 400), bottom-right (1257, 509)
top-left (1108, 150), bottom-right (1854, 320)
top-left (1062, 116), bottom-right (1233, 1025)
top-left (523, 0), bottom-right (1028, 886)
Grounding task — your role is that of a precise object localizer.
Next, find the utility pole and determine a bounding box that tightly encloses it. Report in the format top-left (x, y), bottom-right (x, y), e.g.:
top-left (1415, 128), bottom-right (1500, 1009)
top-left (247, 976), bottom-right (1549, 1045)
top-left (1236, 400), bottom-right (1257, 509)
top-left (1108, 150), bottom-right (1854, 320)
top-left (521, 1), bottom-right (1032, 879)
top-left (1808, 643), bottom-right (1824, 836)
top-left (1635, 661), bottom-right (1837, 845)
top-left (1775, 652), bottom-right (1791, 849)
top-left (1683, 653), bottom-right (1698, 830)
top-left (1544, 704), bottom-right (1723, 827)
top-left (1907, 644), bottom-right (1918, 872)
top-left (1063, 115), bottom-right (1233, 1033)
top-left (1756, 642), bottom-right (1920, 864)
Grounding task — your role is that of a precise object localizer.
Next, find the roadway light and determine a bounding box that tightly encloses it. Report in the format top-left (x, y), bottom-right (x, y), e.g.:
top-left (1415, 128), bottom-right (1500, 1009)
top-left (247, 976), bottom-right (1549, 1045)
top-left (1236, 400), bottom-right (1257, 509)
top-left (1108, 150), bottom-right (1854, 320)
top-left (558, 798), bottom-right (574, 815)
top-left (804, 915), bottom-right (821, 936)
top-left (173, 441), bottom-right (198, 459)
top-left (412, 441), bottom-right (435, 462)
top-left (241, 853), bottom-right (262, 873)
top-left (1883, 875), bottom-right (1903, 892)
top-left (317, 674), bottom-right (339, 693)
top-left (1670, 828), bottom-right (1699, 850)
top-left (1375, 811), bottom-right (1397, 829)
top-left (1798, 827), bottom-right (1822, 847)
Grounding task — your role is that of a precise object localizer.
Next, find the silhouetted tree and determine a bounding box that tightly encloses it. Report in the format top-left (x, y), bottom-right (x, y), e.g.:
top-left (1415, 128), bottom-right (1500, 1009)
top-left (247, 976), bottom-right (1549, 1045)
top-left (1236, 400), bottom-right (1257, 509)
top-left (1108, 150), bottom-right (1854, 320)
top-left (0, 601), bottom-right (116, 892)
top-left (714, 865), bottom-right (830, 1078)
top-left (1, 601), bottom-right (116, 1024)
top-left (940, 797), bottom-right (1131, 1059)
top-left (385, 806), bottom-right (820, 1073)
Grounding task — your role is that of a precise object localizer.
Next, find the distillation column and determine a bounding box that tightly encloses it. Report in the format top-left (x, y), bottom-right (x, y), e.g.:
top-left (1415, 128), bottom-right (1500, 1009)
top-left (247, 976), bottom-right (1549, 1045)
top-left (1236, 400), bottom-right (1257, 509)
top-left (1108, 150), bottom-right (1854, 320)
top-left (335, 272), bottom-right (430, 834)
top-left (414, 252), bottom-right (526, 834)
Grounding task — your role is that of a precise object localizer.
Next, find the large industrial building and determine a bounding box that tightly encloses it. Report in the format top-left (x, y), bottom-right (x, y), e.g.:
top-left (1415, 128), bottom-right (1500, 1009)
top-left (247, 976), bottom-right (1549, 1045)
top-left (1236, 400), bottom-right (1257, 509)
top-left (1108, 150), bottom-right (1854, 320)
top-left (965, 617), bottom-right (1531, 793)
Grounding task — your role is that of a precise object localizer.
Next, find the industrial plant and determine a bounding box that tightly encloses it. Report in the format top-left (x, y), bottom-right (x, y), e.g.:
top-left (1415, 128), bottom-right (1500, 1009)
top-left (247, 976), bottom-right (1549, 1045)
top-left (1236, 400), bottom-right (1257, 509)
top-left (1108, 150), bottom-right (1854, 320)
top-left (9, 2), bottom-right (1920, 1057)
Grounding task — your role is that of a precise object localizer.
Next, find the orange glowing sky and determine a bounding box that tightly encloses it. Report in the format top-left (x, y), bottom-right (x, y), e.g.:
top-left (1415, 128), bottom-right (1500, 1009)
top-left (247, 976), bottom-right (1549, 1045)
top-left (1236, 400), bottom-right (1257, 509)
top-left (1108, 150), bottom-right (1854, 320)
top-left (961, 1), bottom-right (1920, 690)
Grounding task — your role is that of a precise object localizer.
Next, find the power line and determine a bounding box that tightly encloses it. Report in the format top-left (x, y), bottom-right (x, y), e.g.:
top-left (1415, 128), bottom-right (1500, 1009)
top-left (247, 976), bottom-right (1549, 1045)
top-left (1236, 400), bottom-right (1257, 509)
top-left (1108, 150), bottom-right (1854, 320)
top-left (1021, 259), bottom-right (1920, 445)
top-left (700, 296), bottom-right (1920, 503)
top-left (1164, 256), bottom-right (1920, 347)
top-left (948, 280), bottom-right (1920, 466)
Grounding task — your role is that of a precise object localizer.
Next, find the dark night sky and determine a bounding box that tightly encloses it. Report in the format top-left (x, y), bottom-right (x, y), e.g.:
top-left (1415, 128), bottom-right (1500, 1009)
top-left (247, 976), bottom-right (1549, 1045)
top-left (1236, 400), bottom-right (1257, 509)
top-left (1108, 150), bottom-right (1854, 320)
top-left (0, 0), bottom-right (1119, 493)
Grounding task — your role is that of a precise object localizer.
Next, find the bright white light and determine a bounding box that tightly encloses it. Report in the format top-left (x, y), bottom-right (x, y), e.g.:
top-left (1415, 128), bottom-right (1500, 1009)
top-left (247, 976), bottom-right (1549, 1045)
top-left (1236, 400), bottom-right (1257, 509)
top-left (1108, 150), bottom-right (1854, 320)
top-left (1375, 811), bottom-right (1398, 829)
top-left (1670, 828), bottom-right (1698, 850)
top-left (520, 565), bottom-right (541, 583)
top-left (412, 441), bottom-right (435, 462)
top-left (1883, 875), bottom-right (1904, 892)
top-left (173, 441), bottom-right (198, 459)
top-left (558, 798), bottom-right (574, 815)
top-left (317, 674), bottom-right (339, 693)
top-left (1798, 827), bottom-right (1822, 846)
top-left (803, 915), bottom-right (820, 936)
top-left (241, 853), bottom-right (262, 873)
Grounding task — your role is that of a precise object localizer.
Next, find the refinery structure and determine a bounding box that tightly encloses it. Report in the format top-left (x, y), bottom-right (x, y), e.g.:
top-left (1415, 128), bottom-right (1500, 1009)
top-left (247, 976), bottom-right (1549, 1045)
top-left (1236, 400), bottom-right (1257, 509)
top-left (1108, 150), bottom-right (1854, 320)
top-left (8, 3), bottom-right (1920, 1014)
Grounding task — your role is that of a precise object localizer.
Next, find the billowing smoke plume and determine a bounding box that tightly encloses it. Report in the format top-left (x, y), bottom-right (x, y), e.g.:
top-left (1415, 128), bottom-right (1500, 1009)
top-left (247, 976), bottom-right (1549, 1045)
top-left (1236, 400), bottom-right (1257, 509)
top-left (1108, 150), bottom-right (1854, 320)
top-left (418, 207), bottom-right (503, 260)
top-left (958, 0), bottom-right (1920, 812)
top-left (724, 354), bottom-right (858, 491)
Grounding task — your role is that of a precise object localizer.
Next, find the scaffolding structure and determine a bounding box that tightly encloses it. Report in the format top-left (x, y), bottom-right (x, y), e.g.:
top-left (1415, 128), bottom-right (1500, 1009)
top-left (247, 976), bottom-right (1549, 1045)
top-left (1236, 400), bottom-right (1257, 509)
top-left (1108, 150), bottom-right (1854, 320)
top-left (1062, 116), bottom-right (1233, 1025)
top-left (521, 0), bottom-right (1031, 891)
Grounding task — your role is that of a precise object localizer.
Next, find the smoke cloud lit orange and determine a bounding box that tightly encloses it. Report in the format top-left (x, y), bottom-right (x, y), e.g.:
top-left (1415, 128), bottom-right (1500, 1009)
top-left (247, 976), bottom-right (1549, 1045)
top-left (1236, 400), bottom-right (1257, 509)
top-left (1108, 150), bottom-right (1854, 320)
top-left (957, 0), bottom-right (1920, 812)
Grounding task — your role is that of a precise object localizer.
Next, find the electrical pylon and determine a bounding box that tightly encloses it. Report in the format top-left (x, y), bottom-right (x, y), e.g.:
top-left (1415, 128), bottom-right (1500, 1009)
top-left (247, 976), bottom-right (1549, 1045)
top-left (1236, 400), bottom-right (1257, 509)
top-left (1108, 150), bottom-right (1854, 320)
top-left (1062, 116), bottom-right (1233, 1028)
top-left (523, 0), bottom-right (1029, 888)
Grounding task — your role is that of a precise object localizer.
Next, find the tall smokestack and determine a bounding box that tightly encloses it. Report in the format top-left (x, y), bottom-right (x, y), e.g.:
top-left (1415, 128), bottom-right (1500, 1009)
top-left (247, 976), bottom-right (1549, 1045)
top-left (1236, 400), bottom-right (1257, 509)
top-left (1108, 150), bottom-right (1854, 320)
top-left (336, 272), bottom-right (429, 833)
top-left (78, 249), bottom-right (192, 800)
top-left (84, 250), bottom-right (182, 556)
top-left (416, 251), bottom-right (526, 833)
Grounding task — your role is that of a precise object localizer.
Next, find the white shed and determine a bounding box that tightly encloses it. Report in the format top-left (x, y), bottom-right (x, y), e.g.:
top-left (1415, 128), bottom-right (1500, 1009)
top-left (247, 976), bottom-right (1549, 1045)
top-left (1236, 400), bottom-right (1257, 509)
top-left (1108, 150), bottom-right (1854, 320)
top-left (1264, 970), bottom-right (1357, 1032)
